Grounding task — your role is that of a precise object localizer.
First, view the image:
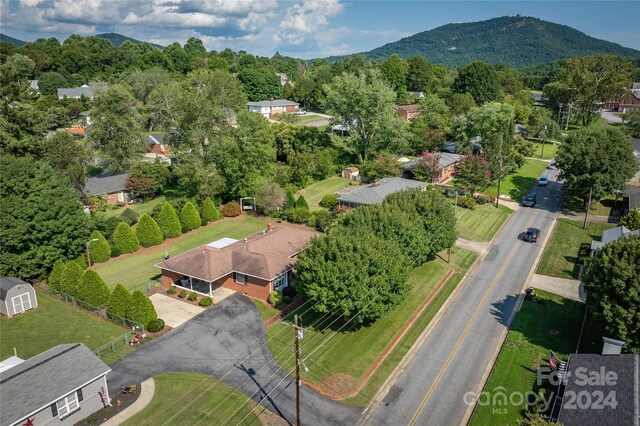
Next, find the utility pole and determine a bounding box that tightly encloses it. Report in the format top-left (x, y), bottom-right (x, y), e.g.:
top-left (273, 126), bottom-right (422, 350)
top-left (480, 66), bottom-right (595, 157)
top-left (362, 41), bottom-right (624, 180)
top-left (295, 314), bottom-right (301, 426)
top-left (541, 124), bottom-right (547, 159)
top-left (583, 187), bottom-right (592, 230)
top-left (495, 134), bottom-right (503, 208)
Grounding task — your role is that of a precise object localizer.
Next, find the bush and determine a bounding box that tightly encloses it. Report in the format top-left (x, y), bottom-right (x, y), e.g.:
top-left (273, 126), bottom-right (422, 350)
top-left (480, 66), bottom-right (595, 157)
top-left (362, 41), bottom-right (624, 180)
top-left (201, 197), bottom-right (220, 222)
top-left (167, 286), bottom-right (176, 295)
top-left (476, 195), bottom-right (489, 205)
top-left (74, 254), bottom-right (88, 269)
top-left (135, 213), bottom-right (164, 247)
top-left (319, 194), bottom-right (338, 209)
top-left (120, 208), bottom-right (140, 225)
top-left (287, 207), bottom-right (312, 224)
top-left (282, 286), bottom-right (297, 298)
top-left (188, 292), bottom-right (198, 302)
top-left (268, 290), bottom-right (283, 307)
top-left (76, 270), bottom-right (111, 307)
top-left (286, 190), bottom-right (296, 209)
top-left (315, 210), bottom-right (336, 232)
top-left (88, 230), bottom-right (111, 263)
top-left (180, 201), bottom-right (202, 232)
top-left (59, 261), bottom-right (84, 296)
top-left (108, 284), bottom-right (131, 318)
top-left (295, 195), bottom-right (309, 209)
top-left (48, 259), bottom-right (65, 291)
top-left (178, 289), bottom-right (187, 298)
top-left (147, 318), bottom-right (165, 333)
top-left (199, 296), bottom-right (213, 307)
top-left (157, 203), bottom-right (182, 238)
top-left (221, 201), bottom-right (241, 217)
top-left (283, 295), bottom-right (292, 304)
top-left (126, 290), bottom-right (158, 329)
top-left (112, 222), bottom-right (139, 254)
top-left (457, 196), bottom-right (476, 209)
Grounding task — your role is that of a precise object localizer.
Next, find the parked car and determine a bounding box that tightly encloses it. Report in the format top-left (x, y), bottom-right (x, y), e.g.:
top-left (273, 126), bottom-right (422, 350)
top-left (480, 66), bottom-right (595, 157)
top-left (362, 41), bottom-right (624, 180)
top-left (547, 163), bottom-right (557, 170)
top-left (523, 227), bottom-right (541, 243)
top-left (522, 193), bottom-right (537, 207)
top-left (538, 176), bottom-right (549, 186)
top-left (294, 109), bottom-right (307, 115)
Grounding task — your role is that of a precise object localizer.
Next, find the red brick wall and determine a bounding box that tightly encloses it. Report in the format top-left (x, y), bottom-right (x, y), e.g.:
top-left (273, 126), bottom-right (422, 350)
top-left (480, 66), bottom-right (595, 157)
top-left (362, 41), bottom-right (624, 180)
top-left (105, 192), bottom-right (127, 205)
top-left (161, 270), bottom-right (182, 288)
top-left (149, 144), bottom-right (162, 154)
top-left (218, 273), bottom-right (272, 300)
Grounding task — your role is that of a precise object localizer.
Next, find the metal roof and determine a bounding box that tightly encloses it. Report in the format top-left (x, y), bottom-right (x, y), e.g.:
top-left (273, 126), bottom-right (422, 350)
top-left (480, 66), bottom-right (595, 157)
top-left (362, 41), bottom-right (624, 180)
top-left (337, 177), bottom-right (426, 206)
top-left (0, 277), bottom-right (31, 301)
top-left (56, 86), bottom-right (95, 99)
top-left (84, 173), bottom-right (129, 196)
top-left (246, 99), bottom-right (299, 107)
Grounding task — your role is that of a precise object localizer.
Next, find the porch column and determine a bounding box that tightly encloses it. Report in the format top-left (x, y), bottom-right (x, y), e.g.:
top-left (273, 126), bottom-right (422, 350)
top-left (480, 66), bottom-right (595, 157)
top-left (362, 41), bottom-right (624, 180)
top-left (189, 276), bottom-right (193, 291)
top-left (209, 282), bottom-right (212, 297)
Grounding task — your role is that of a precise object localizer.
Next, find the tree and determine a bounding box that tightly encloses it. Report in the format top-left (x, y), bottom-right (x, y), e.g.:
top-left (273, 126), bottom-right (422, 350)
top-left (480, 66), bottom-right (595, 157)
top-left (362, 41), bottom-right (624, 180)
top-left (406, 56), bottom-right (433, 92)
top-left (112, 222), bottom-right (139, 254)
top-left (108, 284), bottom-right (131, 318)
top-left (381, 54), bottom-right (408, 94)
top-left (89, 230), bottom-right (111, 263)
top-left (201, 197), bottom-right (221, 222)
top-left (295, 195), bottom-right (309, 209)
top-left (37, 71), bottom-right (69, 96)
top-left (626, 109), bottom-right (640, 137)
top-left (237, 67), bottom-right (282, 101)
top-left (59, 261), bottom-right (84, 296)
top-left (620, 209), bottom-right (640, 230)
top-left (286, 189), bottom-right (296, 209)
top-left (172, 153), bottom-right (225, 199)
top-left (127, 67), bottom-right (170, 103)
top-left (448, 92), bottom-right (476, 116)
top-left (556, 127), bottom-right (638, 208)
top-left (254, 182), bottom-right (286, 214)
top-left (0, 156), bottom-right (87, 279)
top-left (48, 259), bottom-right (65, 291)
top-left (583, 235), bottom-right (640, 353)
top-left (296, 229), bottom-right (411, 323)
top-left (125, 161), bottom-right (171, 200)
top-left (135, 214), bottom-right (164, 247)
top-left (361, 153), bottom-right (399, 181)
top-left (454, 154), bottom-right (492, 191)
top-left (127, 290), bottom-right (158, 329)
top-left (42, 131), bottom-right (90, 196)
top-left (180, 201), bottom-right (201, 233)
top-left (157, 203), bottom-right (182, 238)
top-left (75, 270), bottom-right (111, 307)
top-left (465, 102), bottom-right (516, 175)
top-left (411, 152), bottom-right (442, 182)
top-left (453, 61), bottom-right (501, 105)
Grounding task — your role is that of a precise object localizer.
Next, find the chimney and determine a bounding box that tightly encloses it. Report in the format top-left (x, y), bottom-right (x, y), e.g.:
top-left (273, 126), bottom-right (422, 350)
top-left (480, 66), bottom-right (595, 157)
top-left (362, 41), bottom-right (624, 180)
top-left (602, 337), bottom-right (624, 355)
top-left (371, 180), bottom-right (381, 187)
top-left (267, 223), bottom-right (272, 232)
top-left (243, 238), bottom-right (248, 243)
top-left (270, 97), bottom-right (275, 102)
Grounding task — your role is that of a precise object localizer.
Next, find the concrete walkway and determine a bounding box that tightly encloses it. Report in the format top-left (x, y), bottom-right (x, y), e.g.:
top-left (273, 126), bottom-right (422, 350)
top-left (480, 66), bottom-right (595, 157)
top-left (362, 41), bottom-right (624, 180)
top-left (528, 273), bottom-right (585, 301)
top-left (149, 294), bottom-right (204, 328)
top-left (455, 237), bottom-right (490, 255)
top-left (559, 212), bottom-right (620, 223)
top-left (103, 378), bottom-right (155, 426)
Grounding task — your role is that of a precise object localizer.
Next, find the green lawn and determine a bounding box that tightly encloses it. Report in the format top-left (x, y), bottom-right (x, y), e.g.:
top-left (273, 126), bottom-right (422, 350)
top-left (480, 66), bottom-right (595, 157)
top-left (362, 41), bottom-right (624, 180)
top-left (562, 194), bottom-right (623, 216)
top-left (536, 219), bottom-right (616, 279)
top-left (122, 372), bottom-right (259, 426)
top-left (0, 292), bottom-right (129, 361)
top-left (470, 290), bottom-right (599, 425)
top-left (267, 247), bottom-right (477, 406)
top-left (296, 176), bottom-right (357, 211)
top-left (253, 299), bottom-right (279, 321)
top-left (486, 158), bottom-right (548, 200)
top-left (530, 141), bottom-right (559, 160)
top-left (93, 217), bottom-right (265, 292)
top-left (100, 197), bottom-right (166, 219)
top-left (456, 203), bottom-right (512, 241)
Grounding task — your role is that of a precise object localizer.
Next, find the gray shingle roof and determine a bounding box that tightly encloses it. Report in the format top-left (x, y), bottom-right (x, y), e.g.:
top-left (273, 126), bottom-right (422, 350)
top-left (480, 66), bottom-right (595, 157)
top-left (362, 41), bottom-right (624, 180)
top-left (246, 99), bottom-right (299, 107)
top-left (590, 226), bottom-right (640, 250)
top-left (337, 177), bottom-right (426, 206)
top-left (85, 173), bottom-right (130, 196)
top-left (402, 153), bottom-right (462, 171)
top-left (0, 343), bottom-right (110, 425)
top-left (0, 277), bottom-right (30, 301)
top-left (56, 86), bottom-right (95, 99)
top-left (148, 133), bottom-right (165, 144)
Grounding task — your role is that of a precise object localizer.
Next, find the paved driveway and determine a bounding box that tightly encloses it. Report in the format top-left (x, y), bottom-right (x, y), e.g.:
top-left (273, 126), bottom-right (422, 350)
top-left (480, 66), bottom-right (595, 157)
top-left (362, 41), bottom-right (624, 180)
top-left (108, 294), bottom-right (359, 425)
top-left (149, 294), bottom-right (204, 328)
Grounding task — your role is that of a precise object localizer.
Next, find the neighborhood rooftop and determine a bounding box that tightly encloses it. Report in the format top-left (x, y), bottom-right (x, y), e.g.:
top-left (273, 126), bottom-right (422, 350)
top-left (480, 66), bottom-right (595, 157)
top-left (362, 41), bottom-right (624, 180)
top-left (85, 173), bottom-right (129, 196)
top-left (337, 177), bottom-right (426, 206)
top-left (590, 225), bottom-right (640, 251)
top-left (246, 99), bottom-right (299, 107)
top-left (402, 152), bottom-right (463, 171)
top-left (0, 343), bottom-right (110, 426)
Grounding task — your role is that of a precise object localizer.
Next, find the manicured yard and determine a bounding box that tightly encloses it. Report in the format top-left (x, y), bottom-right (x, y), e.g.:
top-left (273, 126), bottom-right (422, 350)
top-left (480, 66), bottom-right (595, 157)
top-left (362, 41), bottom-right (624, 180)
top-left (267, 247), bottom-right (477, 406)
top-left (470, 290), bottom-right (599, 425)
top-left (93, 217), bottom-right (265, 292)
top-left (122, 372), bottom-right (259, 426)
top-left (253, 299), bottom-right (279, 321)
top-left (562, 194), bottom-right (622, 216)
top-left (530, 140), bottom-right (559, 160)
top-left (296, 176), bottom-right (357, 210)
top-left (486, 158), bottom-right (548, 200)
top-left (536, 219), bottom-right (616, 279)
top-left (456, 203), bottom-right (512, 241)
top-left (0, 292), bottom-right (129, 361)
top-left (100, 196), bottom-right (166, 219)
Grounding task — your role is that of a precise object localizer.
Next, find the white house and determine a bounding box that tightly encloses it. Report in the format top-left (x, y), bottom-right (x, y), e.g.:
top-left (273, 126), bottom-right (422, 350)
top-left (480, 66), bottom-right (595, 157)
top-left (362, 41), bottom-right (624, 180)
top-left (247, 99), bottom-right (299, 119)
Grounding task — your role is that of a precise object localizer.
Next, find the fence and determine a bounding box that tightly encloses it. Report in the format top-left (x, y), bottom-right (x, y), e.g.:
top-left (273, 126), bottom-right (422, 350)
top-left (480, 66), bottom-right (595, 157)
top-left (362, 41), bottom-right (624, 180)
top-left (94, 331), bottom-right (135, 359)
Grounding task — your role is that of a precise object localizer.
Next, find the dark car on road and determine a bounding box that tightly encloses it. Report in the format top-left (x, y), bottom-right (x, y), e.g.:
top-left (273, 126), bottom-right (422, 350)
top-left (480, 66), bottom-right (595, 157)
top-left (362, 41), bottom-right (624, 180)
top-left (523, 227), bottom-right (541, 242)
top-left (522, 193), bottom-right (537, 207)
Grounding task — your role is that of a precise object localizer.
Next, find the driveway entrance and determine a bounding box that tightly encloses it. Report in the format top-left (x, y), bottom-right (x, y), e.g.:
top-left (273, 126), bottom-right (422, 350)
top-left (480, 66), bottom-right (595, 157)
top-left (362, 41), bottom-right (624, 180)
top-left (149, 294), bottom-right (203, 328)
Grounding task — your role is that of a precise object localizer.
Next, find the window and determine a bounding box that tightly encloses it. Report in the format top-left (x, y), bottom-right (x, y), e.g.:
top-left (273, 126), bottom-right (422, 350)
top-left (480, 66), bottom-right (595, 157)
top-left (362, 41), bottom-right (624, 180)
top-left (273, 272), bottom-right (289, 291)
top-left (235, 272), bottom-right (248, 285)
top-left (54, 390), bottom-right (81, 418)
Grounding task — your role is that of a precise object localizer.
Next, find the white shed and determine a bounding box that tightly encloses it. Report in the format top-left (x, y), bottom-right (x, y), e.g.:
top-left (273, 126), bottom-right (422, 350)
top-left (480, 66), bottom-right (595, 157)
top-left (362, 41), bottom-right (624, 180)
top-left (0, 278), bottom-right (37, 317)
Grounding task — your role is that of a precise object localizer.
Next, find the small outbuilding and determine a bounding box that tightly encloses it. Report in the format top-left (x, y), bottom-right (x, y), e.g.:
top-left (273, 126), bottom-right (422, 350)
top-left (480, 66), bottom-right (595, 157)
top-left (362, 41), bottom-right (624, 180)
top-left (342, 167), bottom-right (360, 180)
top-left (0, 277), bottom-right (38, 317)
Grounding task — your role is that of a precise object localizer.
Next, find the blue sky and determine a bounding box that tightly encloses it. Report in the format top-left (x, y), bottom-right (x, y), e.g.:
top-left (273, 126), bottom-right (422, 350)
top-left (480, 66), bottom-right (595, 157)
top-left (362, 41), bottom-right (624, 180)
top-left (1, 0), bottom-right (638, 59)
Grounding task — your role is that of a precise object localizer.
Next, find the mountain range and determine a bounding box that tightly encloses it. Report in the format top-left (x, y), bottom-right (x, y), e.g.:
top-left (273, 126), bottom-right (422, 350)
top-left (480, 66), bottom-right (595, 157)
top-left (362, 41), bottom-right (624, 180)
top-left (0, 32), bottom-right (162, 49)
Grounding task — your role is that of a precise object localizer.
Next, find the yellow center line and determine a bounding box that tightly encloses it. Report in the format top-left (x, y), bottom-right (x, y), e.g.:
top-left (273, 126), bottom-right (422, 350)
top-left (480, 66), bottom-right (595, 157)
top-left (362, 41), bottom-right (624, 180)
top-left (408, 210), bottom-right (540, 425)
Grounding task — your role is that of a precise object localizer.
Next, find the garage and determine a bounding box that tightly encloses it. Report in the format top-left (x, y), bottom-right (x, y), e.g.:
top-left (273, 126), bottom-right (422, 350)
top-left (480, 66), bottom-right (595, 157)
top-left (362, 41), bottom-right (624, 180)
top-left (0, 277), bottom-right (38, 317)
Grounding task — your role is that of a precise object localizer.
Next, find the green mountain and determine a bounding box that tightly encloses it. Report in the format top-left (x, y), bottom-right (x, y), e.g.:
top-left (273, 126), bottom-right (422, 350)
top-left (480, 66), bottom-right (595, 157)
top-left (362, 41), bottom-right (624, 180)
top-left (96, 33), bottom-right (163, 49)
top-left (354, 16), bottom-right (640, 68)
top-left (0, 33), bottom-right (26, 47)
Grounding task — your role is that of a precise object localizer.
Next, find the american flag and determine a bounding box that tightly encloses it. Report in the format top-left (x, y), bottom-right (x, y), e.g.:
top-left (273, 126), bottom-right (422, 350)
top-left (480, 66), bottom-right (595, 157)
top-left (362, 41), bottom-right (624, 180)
top-left (549, 350), bottom-right (560, 371)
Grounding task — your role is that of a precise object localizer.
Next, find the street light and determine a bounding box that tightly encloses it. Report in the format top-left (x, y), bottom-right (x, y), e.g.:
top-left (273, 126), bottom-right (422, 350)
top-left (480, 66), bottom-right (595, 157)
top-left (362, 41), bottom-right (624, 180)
top-left (86, 238), bottom-right (99, 267)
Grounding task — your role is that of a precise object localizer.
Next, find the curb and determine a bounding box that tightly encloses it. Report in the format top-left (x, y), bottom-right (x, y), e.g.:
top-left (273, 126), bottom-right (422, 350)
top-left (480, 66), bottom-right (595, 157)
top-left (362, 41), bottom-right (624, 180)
top-left (102, 378), bottom-right (155, 426)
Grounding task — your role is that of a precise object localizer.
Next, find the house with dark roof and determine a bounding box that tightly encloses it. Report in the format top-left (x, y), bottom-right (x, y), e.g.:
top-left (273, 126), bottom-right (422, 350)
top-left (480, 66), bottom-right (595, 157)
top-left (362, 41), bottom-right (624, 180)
top-left (0, 343), bottom-right (111, 426)
top-left (84, 173), bottom-right (130, 205)
top-left (0, 277), bottom-right (37, 317)
top-left (56, 83), bottom-right (107, 100)
top-left (337, 177), bottom-right (427, 208)
top-left (156, 225), bottom-right (317, 300)
top-left (401, 153), bottom-right (462, 184)
top-left (247, 99), bottom-right (299, 119)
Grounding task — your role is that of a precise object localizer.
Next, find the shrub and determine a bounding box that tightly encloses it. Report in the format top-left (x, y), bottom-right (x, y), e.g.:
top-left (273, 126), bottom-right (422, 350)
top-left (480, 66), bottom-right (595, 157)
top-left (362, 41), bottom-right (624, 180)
top-left (89, 230), bottom-right (111, 263)
top-left (59, 261), bottom-right (84, 296)
top-left (147, 318), bottom-right (165, 333)
top-left (188, 292), bottom-right (198, 302)
top-left (283, 295), bottom-right (292, 304)
top-left (135, 214), bottom-right (164, 247)
top-left (126, 291), bottom-right (158, 329)
top-left (76, 270), bottom-right (111, 307)
top-left (180, 201), bottom-right (202, 232)
top-left (319, 194), bottom-right (338, 209)
top-left (112, 222), bottom-right (139, 254)
top-left (268, 290), bottom-right (283, 307)
top-left (178, 289), bottom-right (187, 298)
top-left (199, 296), bottom-right (213, 307)
top-left (282, 286), bottom-right (297, 298)
top-left (167, 286), bottom-right (176, 295)
top-left (221, 201), bottom-right (241, 217)
top-left (157, 203), bottom-right (182, 238)
top-left (295, 195), bottom-right (309, 209)
top-left (120, 208), bottom-right (140, 225)
top-left (476, 195), bottom-right (489, 205)
top-left (287, 207), bottom-right (312, 224)
top-left (457, 196), bottom-right (476, 209)
top-left (108, 284), bottom-right (131, 318)
top-left (286, 190), bottom-right (296, 209)
top-left (201, 197), bottom-right (220, 222)
top-left (110, 243), bottom-right (121, 258)
top-left (48, 259), bottom-right (65, 291)
top-left (74, 254), bottom-right (88, 269)
top-left (315, 210), bottom-right (336, 232)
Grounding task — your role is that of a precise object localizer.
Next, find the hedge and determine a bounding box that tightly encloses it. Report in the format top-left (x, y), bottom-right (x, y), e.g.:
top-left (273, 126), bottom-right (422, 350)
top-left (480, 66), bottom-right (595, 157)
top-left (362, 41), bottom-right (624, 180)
top-left (286, 190), bottom-right (296, 209)
top-left (221, 201), bottom-right (241, 217)
top-left (126, 290), bottom-right (158, 329)
top-left (89, 230), bottom-right (111, 263)
top-left (136, 213), bottom-right (164, 247)
top-left (48, 259), bottom-right (65, 291)
top-left (201, 197), bottom-right (220, 222)
top-left (157, 203), bottom-right (182, 238)
top-left (59, 261), bottom-right (84, 296)
top-left (112, 222), bottom-right (139, 254)
top-left (268, 290), bottom-right (283, 306)
top-left (319, 194), bottom-right (338, 209)
top-left (76, 270), bottom-right (111, 307)
top-left (108, 284), bottom-right (131, 318)
top-left (120, 208), bottom-right (140, 225)
top-left (180, 201), bottom-right (201, 232)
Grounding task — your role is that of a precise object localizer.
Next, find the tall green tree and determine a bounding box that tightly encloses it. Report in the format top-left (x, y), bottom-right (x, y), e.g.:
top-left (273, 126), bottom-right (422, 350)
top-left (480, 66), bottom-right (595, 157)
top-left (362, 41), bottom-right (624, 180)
top-left (112, 222), bottom-right (139, 254)
top-left (59, 261), bottom-right (84, 296)
top-left (127, 67), bottom-right (170, 103)
top-left (88, 230), bottom-right (111, 263)
top-left (127, 290), bottom-right (158, 329)
top-left (620, 209), bottom-right (640, 231)
top-left (381, 54), bottom-right (408, 94)
top-left (125, 161), bottom-right (171, 200)
top-left (108, 284), bottom-right (131, 318)
top-left (237, 67), bottom-right (282, 101)
top-left (76, 270), bottom-right (111, 307)
top-left (48, 259), bottom-right (65, 291)
top-left (453, 61), bottom-right (501, 105)
top-left (254, 182), bottom-right (286, 214)
top-left (172, 153), bottom-right (225, 199)
top-left (37, 71), bottom-right (69, 96)
top-left (201, 197), bottom-right (221, 222)
top-left (157, 203), bottom-right (182, 238)
top-left (42, 131), bottom-right (90, 196)
top-left (406, 56), bottom-right (433, 93)
top-left (135, 214), bottom-right (164, 247)
top-left (180, 201), bottom-right (201, 232)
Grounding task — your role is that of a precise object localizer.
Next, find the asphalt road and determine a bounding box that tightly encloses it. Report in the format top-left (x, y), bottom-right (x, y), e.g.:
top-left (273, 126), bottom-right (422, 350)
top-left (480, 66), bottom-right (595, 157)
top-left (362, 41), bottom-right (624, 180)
top-left (365, 168), bottom-right (563, 426)
top-left (107, 294), bottom-right (360, 425)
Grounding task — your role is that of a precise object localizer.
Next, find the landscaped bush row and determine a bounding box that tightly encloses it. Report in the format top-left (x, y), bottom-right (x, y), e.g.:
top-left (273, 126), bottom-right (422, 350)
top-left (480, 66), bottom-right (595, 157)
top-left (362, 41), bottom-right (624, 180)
top-left (167, 285), bottom-right (214, 307)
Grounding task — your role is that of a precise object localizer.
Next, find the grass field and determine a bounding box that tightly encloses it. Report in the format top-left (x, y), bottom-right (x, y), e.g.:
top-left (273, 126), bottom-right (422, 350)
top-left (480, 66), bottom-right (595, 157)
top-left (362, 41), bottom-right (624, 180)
top-left (122, 372), bottom-right (260, 426)
top-left (456, 204), bottom-right (512, 241)
top-left (267, 247), bottom-right (477, 406)
top-left (486, 158), bottom-right (548, 200)
top-left (470, 290), bottom-right (599, 425)
top-left (100, 197), bottom-right (166, 219)
top-left (0, 292), bottom-right (129, 361)
top-left (93, 217), bottom-right (265, 292)
top-left (536, 219), bottom-right (616, 279)
top-left (253, 299), bottom-right (279, 321)
top-left (562, 194), bottom-right (622, 216)
top-left (296, 176), bottom-right (357, 210)
top-left (530, 141), bottom-right (559, 160)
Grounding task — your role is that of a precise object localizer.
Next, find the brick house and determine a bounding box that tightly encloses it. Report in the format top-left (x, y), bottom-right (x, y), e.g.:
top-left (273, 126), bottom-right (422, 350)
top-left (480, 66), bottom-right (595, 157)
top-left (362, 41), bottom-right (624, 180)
top-left (401, 153), bottom-right (462, 184)
top-left (602, 83), bottom-right (640, 112)
top-left (84, 173), bottom-right (130, 205)
top-left (247, 99), bottom-right (299, 119)
top-left (396, 104), bottom-right (421, 122)
top-left (155, 225), bottom-right (317, 300)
